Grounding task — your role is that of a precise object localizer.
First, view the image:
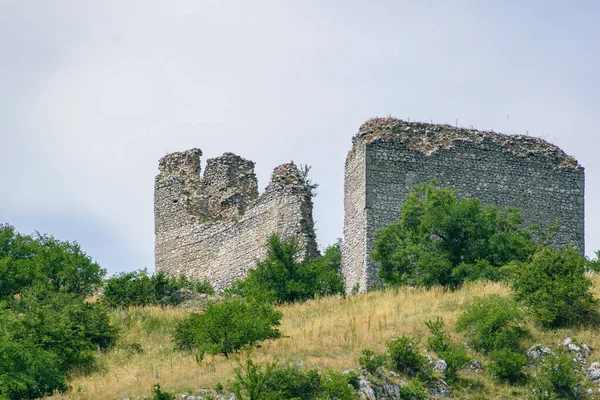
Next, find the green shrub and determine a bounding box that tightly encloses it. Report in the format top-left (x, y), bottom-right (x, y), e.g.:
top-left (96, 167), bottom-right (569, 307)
top-left (232, 359), bottom-right (355, 400)
top-left (227, 235), bottom-right (344, 304)
top-left (10, 291), bottom-right (117, 373)
top-left (103, 270), bottom-right (154, 307)
top-left (530, 351), bottom-right (582, 400)
top-left (103, 269), bottom-right (214, 308)
top-left (586, 250), bottom-right (600, 272)
top-left (173, 298), bottom-right (282, 357)
top-left (152, 383), bottom-right (175, 400)
top-left (370, 182), bottom-right (534, 288)
top-left (0, 312), bottom-right (67, 400)
top-left (425, 319), bottom-right (470, 381)
top-left (358, 349), bottom-right (387, 374)
top-left (456, 295), bottom-right (528, 353)
top-left (387, 336), bottom-right (428, 375)
top-left (0, 224), bottom-right (117, 398)
top-left (0, 224), bottom-right (104, 299)
top-left (511, 246), bottom-right (599, 328)
top-left (488, 348), bottom-right (527, 384)
top-left (399, 378), bottom-right (429, 400)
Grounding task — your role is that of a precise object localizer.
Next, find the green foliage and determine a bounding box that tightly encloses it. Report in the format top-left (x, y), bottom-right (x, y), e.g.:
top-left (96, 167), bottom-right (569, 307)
top-left (387, 336), bottom-right (428, 375)
top-left (399, 378), bottom-right (429, 400)
top-left (103, 269), bottom-right (214, 308)
top-left (0, 224), bottom-right (117, 398)
top-left (0, 224), bottom-right (104, 299)
top-left (232, 359), bottom-right (355, 400)
top-left (586, 250), bottom-right (600, 272)
top-left (152, 383), bottom-right (175, 400)
top-left (425, 319), bottom-right (470, 381)
top-left (0, 310), bottom-right (66, 400)
top-left (227, 235), bottom-right (344, 304)
top-left (530, 351), bottom-right (582, 400)
top-left (456, 295), bottom-right (528, 353)
top-left (488, 349), bottom-right (527, 384)
top-left (173, 298), bottom-right (282, 357)
top-left (358, 349), bottom-right (387, 374)
top-left (371, 182), bottom-right (534, 288)
top-left (511, 246), bottom-right (599, 328)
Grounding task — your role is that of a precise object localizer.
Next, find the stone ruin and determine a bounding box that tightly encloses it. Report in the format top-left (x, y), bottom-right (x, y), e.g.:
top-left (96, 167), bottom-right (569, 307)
top-left (154, 149), bottom-right (318, 291)
top-left (342, 118), bottom-right (585, 293)
top-left (154, 119), bottom-right (585, 294)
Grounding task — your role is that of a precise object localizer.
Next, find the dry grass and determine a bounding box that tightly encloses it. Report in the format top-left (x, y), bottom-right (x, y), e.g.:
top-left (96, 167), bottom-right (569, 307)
top-left (50, 275), bottom-right (600, 400)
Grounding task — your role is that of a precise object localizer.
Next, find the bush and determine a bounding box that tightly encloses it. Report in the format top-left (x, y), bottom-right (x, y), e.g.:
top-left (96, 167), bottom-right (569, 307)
top-left (173, 298), bottom-right (282, 358)
top-left (456, 295), bottom-right (528, 353)
top-left (488, 348), bottom-right (527, 384)
top-left (586, 250), bottom-right (600, 272)
top-left (530, 351), bottom-right (582, 400)
top-left (0, 224), bottom-right (104, 299)
top-left (0, 224), bottom-right (117, 398)
top-left (151, 383), bottom-right (175, 400)
top-left (425, 319), bottom-right (470, 381)
top-left (512, 246), bottom-right (599, 328)
top-left (358, 349), bottom-right (387, 374)
top-left (232, 359), bottom-right (355, 400)
top-left (103, 269), bottom-right (214, 308)
top-left (399, 378), bottom-right (429, 400)
top-left (0, 312), bottom-right (67, 400)
top-left (227, 235), bottom-right (344, 304)
top-left (370, 182), bottom-right (534, 288)
top-left (387, 336), bottom-right (428, 376)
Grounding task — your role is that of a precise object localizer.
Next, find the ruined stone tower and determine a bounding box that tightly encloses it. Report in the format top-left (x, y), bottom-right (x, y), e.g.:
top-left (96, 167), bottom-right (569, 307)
top-left (154, 149), bottom-right (318, 291)
top-left (342, 118), bottom-right (585, 293)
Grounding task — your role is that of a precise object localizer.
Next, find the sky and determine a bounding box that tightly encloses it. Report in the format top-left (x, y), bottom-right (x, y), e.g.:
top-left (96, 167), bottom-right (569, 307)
top-left (1, 1), bottom-right (598, 275)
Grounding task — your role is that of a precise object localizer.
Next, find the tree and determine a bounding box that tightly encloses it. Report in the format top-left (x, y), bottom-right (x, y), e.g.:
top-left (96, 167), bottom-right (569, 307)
top-left (371, 182), bottom-right (534, 288)
top-left (173, 298), bottom-right (282, 358)
top-left (511, 246), bottom-right (599, 328)
top-left (228, 235), bottom-right (345, 304)
top-left (0, 224), bottom-right (116, 398)
top-left (0, 224), bottom-right (104, 299)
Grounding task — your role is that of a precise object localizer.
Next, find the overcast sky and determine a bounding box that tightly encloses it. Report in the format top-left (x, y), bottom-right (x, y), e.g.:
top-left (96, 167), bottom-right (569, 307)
top-left (1, 1), bottom-right (598, 275)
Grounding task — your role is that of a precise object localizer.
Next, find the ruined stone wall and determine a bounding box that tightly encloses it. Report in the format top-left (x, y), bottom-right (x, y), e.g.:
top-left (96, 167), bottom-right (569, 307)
top-left (155, 149), bottom-right (318, 292)
top-left (342, 118), bottom-right (585, 293)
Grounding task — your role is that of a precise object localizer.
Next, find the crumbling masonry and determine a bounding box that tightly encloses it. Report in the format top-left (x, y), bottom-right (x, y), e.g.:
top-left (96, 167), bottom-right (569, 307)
top-left (154, 149), bottom-right (318, 291)
top-left (342, 118), bottom-right (585, 293)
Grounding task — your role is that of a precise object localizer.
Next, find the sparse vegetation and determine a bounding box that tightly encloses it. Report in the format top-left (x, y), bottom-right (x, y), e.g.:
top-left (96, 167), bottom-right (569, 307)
top-left (42, 277), bottom-right (600, 400)
top-left (358, 349), bottom-right (387, 374)
top-left (425, 318), bottom-right (470, 382)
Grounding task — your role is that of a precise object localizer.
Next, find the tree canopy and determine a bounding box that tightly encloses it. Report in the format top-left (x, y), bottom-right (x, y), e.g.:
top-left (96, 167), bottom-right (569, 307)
top-left (371, 182), bottom-right (535, 288)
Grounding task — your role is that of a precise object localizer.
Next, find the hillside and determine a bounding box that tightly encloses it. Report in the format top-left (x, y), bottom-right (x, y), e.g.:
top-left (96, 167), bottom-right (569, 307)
top-left (52, 276), bottom-right (600, 400)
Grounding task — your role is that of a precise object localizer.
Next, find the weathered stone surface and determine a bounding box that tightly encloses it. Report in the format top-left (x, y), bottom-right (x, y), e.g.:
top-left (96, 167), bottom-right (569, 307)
top-left (155, 149), bottom-right (318, 292)
top-left (527, 345), bottom-right (554, 362)
top-left (562, 337), bottom-right (593, 363)
top-left (587, 362), bottom-right (600, 383)
top-left (342, 118), bottom-right (585, 292)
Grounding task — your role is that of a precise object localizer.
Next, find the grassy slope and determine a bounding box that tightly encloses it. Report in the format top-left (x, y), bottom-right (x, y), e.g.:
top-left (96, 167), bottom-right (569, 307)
top-left (53, 275), bottom-right (600, 400)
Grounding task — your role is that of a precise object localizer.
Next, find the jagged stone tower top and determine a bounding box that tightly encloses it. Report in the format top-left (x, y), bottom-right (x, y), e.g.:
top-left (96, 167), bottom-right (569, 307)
top-left (154, 149), bottom-right (318, 291)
